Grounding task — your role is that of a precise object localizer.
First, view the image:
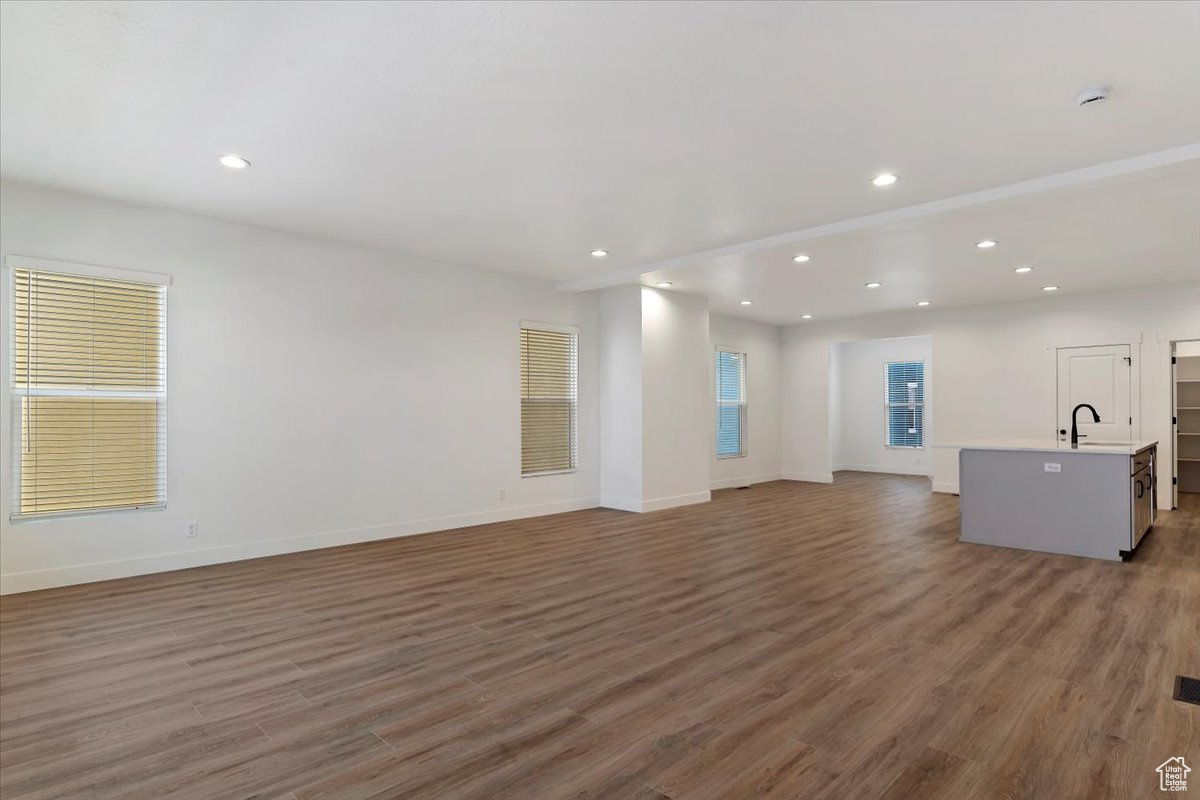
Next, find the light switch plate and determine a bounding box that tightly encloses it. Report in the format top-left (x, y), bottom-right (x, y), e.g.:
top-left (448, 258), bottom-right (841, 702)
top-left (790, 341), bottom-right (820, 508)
top-left (1044, 463), bottom-right (1061, 473)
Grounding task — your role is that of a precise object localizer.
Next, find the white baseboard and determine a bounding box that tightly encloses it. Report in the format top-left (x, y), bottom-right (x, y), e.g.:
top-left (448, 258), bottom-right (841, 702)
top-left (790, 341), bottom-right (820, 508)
top-left (599, 496), bottom-right (643, 513)
top-left (0, 496), bottom-right (600, 595)
top-left (932, 482), bottom-right (960, 495)
top-left (710, 472), bottom-right (782, 490)
top-left (642, 491), bottom-right (712, 512)
top-left (833, 464), bottom-right (933, 477)
top-left (600, 491), bottom-right (712, 513)
top-left (782, 472), bottom-right (834, 484)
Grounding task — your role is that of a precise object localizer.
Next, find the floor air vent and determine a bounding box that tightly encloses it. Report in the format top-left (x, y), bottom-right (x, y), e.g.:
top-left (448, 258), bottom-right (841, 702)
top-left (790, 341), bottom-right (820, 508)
top-left (1174, 675), bottom-right (1200, 706)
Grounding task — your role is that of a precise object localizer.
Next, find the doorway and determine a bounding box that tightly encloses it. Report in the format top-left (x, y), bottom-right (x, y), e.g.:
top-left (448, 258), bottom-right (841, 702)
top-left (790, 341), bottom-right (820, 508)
top-left (1172, 340), bottom-right (1200, 507)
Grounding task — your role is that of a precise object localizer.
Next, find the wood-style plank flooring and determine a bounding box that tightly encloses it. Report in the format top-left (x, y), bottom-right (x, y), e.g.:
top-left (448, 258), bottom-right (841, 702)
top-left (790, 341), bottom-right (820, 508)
top-left (1, 473), bottom-right (1197, 799)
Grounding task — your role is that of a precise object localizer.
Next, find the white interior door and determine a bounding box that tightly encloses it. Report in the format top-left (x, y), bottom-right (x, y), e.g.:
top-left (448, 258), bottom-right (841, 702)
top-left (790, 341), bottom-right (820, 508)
top-left (1056, 345), bottom-right (1132, 443)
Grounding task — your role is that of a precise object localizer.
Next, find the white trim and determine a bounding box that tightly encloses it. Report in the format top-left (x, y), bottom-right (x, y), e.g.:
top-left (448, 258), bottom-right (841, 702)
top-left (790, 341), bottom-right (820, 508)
top-left (782, 471), bottom-right (834, 484)
top-left (599, 496), bottom-right (643, 513)
top-left (10, 502), bottom-right (165, 523)
top-left (833, 464), bottom-right (932, 477)
top-left (711, 472), bottom-right (782, 490)
top-left (519, 321), bottom-right (580, 477)
top-left (4, 255), bottom-right (172, 286)
top-left (932, 481), bottom-right (960, 495)
top-left (599, 491), bottom-right (713, 513)
top-left (0, 496), bottom-right (600, 595)
top-left (557, 144), bottom-right (1200, 292)
top-left (1158, 327), bottom-right (1200, 509)
top-left (520, 468), bottom-right (577, 478)
top-left (641, 491), bottom-right (711, 512)
top-left (8, 261), bottom-right (170, 520)
top-left (16, 387), bottom-right (166, 399)
top-left (519, 319), bottom-right (580, 335)
top-left (884, 358), bottom-right (926, 449)
top-left (714, 346), bottom-right (748, 459)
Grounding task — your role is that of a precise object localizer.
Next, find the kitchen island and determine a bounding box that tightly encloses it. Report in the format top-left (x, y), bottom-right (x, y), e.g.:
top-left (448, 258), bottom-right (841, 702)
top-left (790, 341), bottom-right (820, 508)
top-left (941, 438), bottom-right (1157, 561)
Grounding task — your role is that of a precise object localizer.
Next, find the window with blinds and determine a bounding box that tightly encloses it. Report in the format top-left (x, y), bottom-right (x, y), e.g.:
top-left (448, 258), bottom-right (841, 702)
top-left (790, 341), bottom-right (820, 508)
top-left (716, 348), bottom-right (747, 458)
top-left (885, 360), bottom-right (924, 448)
top-left (10, 266), bottom-right (167, 518)
top-left (520, 323), bottom-right (578, 476)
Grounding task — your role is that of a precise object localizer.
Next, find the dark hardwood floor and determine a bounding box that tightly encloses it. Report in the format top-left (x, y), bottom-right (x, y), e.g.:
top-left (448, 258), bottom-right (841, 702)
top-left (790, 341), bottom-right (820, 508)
top-left (1, 472), bottom-right (1197, 800)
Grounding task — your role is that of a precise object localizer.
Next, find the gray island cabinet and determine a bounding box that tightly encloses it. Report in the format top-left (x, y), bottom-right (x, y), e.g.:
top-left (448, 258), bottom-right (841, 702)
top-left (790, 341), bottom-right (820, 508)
top-left (944, 439), bottom-right (1157, 561)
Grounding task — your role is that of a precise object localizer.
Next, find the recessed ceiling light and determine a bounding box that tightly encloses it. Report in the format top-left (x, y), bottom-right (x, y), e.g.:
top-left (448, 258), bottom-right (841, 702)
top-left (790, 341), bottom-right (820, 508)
top-left (656, 282), bottom-right (673, 288)
top-left (916, 301), bottom-right (931, 306)
top-left (1075, 86), bottom-right (1110, 107)
top-left (793, 254), bottom-right (811, 263)
top-left (740, 300), bottom-right (753, 305)
top-left (872, 173), bottom-right (898, 187)
top-left (1042, 285), bottom-right (1059, 292)
top-left (1014, 266), bottom-right (1033, 274)
top-left (590, 249), bottom-right (609, 257)
top-left (801, 314), bottom-right (813, 320)
top-left (975, 240), bottom-right (997, 249)
top-left (865, 282), bottom-right (882, 288)
top-left (218, 154), bottom-right (250, 169)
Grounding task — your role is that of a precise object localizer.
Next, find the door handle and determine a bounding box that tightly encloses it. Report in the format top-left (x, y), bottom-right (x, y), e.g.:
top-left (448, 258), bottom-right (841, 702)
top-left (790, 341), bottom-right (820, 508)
top-left (1136, 480), bottom-right (1144, 498)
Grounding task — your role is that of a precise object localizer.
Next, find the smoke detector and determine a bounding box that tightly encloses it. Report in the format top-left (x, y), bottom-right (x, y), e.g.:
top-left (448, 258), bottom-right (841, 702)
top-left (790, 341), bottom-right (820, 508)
top-left (1075, 86), bottom-right (1110, 107)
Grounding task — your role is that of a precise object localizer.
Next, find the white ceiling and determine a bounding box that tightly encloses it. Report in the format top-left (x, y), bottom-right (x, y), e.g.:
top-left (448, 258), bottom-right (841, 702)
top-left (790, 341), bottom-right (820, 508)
top-left (1, 1), bottom-right (1198, 317)
top-left (641, 159), bottom-right (1200, 324)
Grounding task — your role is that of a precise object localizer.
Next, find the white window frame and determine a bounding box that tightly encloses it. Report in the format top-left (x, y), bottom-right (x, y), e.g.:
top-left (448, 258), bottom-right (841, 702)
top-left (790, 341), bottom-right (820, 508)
top-left (715, 346), bottom-right (748, 459)
top-left (519, 320), bottom-right (579, 478)
top-left (7, 255), bottom-right (171, 521)
top-left (884, 359), bottom-right (925, 450)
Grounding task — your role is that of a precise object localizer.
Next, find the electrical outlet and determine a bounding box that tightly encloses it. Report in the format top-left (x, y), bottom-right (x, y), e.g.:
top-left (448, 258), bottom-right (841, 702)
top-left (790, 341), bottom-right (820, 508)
top-left (1044, 463), bottom-right (1061, 473)
top-left (498, 488), bottom-right (506, 501)
top-left (185, 521), bottom-right (198, 538)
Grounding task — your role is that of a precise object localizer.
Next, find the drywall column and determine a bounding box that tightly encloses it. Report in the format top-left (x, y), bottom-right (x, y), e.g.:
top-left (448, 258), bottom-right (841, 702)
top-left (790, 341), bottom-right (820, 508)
top-left (598, 286), bottom-right (644, 510)
top-left (640, 288), bottom-right (712, 510)
top-left (597, 286), bottom-right (712, 512)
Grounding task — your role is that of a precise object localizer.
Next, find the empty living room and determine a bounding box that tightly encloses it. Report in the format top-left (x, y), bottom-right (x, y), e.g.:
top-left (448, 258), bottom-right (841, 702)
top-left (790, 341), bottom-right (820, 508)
top-left (0, 1), bottom-right (1198, 798)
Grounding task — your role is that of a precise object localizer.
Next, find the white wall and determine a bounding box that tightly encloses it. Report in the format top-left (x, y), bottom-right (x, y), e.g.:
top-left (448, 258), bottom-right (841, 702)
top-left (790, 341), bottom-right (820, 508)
top-left (832, 335), bottom-right (933, 476)
top-left (641, 288), bottom-right (711, 509)
top-left (781, 283), bottom-right (1200, 501)
top-left (0, 179), bottom-right (601, 593)
top-left (709, 313), bottom-right (782, 488)
top-left (598, 286), bottom-right (643, 510)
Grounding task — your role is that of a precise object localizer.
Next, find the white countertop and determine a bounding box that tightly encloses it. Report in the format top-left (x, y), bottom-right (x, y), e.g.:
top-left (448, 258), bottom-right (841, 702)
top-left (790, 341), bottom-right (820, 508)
top-left (936, 438), bottom-right (1158, 455)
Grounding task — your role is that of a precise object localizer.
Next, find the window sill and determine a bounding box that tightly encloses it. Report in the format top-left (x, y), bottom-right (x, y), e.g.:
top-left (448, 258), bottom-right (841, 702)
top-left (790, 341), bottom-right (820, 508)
top-left (885, 445), bottom-right (925, 451)
top-left (716, 453), bottom-right (747, 460)
top-left (521, 468), bottom-right (578, 478)
top-left (10, 502), bottom-right (166, 524)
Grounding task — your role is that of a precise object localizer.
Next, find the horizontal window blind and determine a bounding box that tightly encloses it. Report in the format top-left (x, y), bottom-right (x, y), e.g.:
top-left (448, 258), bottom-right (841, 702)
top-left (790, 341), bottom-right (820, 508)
top-left (11, 268), bottom-right (166, 517)
top-left (885, 360), bottom-right (924, 448)
top-left (716, 349), bottom-right (747, 458)
top-left (520, 324), bottom-right (578, 475)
